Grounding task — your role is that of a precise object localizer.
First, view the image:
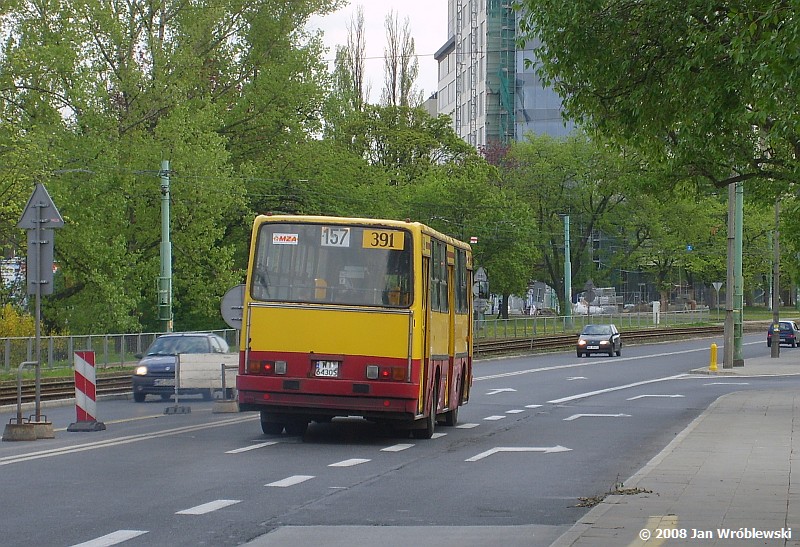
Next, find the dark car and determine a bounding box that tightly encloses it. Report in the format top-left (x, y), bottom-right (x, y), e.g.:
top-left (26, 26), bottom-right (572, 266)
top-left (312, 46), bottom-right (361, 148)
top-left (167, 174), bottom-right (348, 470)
top-left (577, 323), bottom-right (622, 357)
top-left (767, 321), bottom-right (800, 348)
top-left (132, 333), bottom-right (230, 402)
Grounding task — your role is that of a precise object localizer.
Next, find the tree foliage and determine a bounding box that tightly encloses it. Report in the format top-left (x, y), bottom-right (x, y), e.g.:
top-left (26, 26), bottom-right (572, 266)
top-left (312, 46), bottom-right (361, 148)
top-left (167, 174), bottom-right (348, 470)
top-left (1, 0), bottom-right (342, 333)
top-left (516, 1), bottom-right (800, 192)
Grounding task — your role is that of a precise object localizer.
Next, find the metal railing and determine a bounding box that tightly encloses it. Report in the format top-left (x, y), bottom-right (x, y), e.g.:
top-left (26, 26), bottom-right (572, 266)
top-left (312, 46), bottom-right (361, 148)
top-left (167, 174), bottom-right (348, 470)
top-left (2, 309), bottom-right (709, 372)
top-left (1, 329), bottom-right (239, 373)
top-left (475, 308), bottom-right (711, 340)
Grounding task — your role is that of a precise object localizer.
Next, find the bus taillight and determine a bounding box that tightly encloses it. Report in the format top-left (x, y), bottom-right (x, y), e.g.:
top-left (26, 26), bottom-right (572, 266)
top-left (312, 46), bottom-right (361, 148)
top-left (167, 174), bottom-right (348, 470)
top-left (248, 360), bottom-right (287, 375)
top-left (366, 365), bottom-right (406, 381)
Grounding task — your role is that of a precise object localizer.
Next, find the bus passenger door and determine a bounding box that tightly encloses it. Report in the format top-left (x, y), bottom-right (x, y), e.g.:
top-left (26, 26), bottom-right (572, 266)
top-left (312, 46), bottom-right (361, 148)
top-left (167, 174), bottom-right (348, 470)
top-left (446, 259), bottom-right (456, 409)
top-left (420, 254), bottom-right (432, 415)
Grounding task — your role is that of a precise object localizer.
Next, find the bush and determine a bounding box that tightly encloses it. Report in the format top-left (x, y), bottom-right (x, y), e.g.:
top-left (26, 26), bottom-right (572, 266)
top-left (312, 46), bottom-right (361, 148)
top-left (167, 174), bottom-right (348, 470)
top-left (0, 304), bottom-right (35, 337)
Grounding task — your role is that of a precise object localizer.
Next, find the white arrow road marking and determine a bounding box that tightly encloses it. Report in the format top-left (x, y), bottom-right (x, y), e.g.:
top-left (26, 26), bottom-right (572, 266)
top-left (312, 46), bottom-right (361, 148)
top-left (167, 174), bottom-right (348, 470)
top-left (330, 458), bottom-right (370, 467)
top-left (566, 376), bottom-right (587, 381)
top-left (486, 388), bottom-right (517, 395)
top-left (176, 499), bottom-right (241, 515)
top-left (548, 374), bottom-right (687, 404)
top-left (466, 446), bottom-right (572, 462)
top-left (226, 441), bottom-right (278, 453)
top-left (266, 475), bottom-right (315, 487)
top-left (70, 530), bottom-right (148, 547)
top-left (627, 394), bottom-right (685, 400)
top-left (564, 413), bottom-right (631, 421)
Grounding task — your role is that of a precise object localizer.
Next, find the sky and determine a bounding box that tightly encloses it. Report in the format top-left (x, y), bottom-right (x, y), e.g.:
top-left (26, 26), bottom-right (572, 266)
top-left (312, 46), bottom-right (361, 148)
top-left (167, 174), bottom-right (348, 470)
top-left (308, 1), bottom-right (449, 104)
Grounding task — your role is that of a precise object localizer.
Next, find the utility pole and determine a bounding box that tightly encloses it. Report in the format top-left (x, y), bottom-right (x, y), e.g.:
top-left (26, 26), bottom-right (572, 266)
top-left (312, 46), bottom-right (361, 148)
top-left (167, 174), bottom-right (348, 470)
top-left (723, 183), bottom-right (735, 368)
top-left (733, 181), bottom-right (744, 366)
top-left (771, 199), bottom-right (781, 358)
top-left (564, 215), bottom-right (572, 328)
top-left (159, 160), bottom-right (173, 332)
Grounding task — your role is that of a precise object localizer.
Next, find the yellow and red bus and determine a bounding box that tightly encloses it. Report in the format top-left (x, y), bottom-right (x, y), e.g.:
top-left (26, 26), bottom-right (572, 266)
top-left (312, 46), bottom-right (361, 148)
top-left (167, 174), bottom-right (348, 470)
top-left (236, 215), bottom-right (473, 438)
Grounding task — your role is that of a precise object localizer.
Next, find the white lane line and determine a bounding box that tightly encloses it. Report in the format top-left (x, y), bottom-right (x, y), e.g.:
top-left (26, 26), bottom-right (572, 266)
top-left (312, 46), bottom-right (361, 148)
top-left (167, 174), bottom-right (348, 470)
top-left (484, 415), bottom-right (506, 421)
top-left (456, 423), bottom-right (480, 429)
top-left (329, 458), bottom-right (371, 467)
top-left (564, 413), bottom-right (631, 421)
top-left (525, 404), bottom-right (543, 409)
top-left (474, 346), bottom-right (713, 382)
top-left (266, 475), bottom-right (315, 488)
top-left (0, 415), bottom-right (259, 467)
top-left (506, 409), bottom-right (525, 414)
top-left (70, 530), bottom-right (148, 546)
top-left (466, 446), bottom-right (572, 462)
top-left (627, 394), bottom-right (685, 400)
top-left (381, 443), bottom-right (414, 452)
top-left (432, 432), bottom-right (447, 439)
top-left (176, 499), bottom-right (240, 515)
top-left (704, 382), bottom-right (750, 386)
top-left (225, 441), bottom-right (278, 453)
top-left (548, 374), bottom-right (687, 404)
top-left (566, 376), bottom-right (587, 381)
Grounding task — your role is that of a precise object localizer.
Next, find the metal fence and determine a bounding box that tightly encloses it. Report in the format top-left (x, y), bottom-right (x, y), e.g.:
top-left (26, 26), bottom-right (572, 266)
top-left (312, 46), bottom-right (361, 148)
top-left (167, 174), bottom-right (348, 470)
top-left (1, 329), bottom-right (240, 372)
top-left (2, 309), bottom-right (709, 372)
top-left (475, 309), bottom-right (711, 340)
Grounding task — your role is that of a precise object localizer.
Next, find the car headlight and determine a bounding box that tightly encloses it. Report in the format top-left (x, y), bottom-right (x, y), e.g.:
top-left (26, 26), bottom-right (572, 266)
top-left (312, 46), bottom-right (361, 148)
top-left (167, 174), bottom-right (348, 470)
top-left (577, 339), bottom-right (587, 346)
top-left (599, 340), bottom-right (610, 346)
top-left (135, 366), bottom-right (149, 375)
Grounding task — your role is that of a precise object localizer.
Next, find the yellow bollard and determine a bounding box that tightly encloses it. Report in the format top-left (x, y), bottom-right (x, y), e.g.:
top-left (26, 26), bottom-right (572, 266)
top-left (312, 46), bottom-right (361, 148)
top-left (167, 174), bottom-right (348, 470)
top-left (709, 343), bottom-right (718, 372)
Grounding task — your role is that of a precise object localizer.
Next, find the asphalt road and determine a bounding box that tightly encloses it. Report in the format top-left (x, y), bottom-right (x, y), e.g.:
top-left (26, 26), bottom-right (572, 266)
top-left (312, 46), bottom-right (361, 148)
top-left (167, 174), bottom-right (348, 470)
top-left (1, 332), bottom-right (798, 547)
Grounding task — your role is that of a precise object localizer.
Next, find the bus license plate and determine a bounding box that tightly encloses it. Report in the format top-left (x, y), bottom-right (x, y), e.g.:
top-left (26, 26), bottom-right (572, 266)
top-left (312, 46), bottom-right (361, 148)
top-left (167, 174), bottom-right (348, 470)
top-left (314, 361), bottom-right (339, 378)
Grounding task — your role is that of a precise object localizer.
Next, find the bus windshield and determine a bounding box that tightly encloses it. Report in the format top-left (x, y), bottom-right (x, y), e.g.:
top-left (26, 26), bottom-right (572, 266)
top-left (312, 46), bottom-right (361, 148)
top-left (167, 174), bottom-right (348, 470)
top-left (251, 222), bottom-right (413, 307)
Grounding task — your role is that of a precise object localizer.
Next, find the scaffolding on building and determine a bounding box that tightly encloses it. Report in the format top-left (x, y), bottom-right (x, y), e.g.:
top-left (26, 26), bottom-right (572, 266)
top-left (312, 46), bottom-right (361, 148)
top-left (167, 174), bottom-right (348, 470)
top-left (486, 1), bottom-right (515, 144)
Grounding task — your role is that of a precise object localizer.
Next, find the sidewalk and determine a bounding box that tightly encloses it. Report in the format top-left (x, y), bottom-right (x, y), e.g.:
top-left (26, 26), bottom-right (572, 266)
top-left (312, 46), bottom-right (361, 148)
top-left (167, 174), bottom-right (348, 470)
top-left (553, 349), bottom-right (800, 546)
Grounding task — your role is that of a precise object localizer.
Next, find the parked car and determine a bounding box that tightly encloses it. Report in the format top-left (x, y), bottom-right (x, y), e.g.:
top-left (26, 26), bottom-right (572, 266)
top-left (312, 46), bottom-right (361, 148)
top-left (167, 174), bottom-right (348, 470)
top-left (767, 321), bottom-right (800, 348)
top-left (132, 333), bottom-right (230, 402)
top-left (576, 324), bottom-right (622, 357)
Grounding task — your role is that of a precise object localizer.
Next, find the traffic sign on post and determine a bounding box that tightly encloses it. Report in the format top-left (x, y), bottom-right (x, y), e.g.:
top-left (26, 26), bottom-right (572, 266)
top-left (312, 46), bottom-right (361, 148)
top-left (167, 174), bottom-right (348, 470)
top-left (16, 183), bottom-right (64, 427)
top-left (17, 183), bottom-right (64, 295)
top-left (17, 183), bottom-right (64, 229)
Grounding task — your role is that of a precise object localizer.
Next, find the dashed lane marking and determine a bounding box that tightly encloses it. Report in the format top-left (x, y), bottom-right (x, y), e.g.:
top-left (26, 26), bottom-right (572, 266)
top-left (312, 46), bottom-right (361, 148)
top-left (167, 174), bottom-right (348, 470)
top-left (266, 475), bottom-right (315, 487)
top-left (484, 415), bottom-right (506, 421)
top-left (381, 443), bottom-right (414, 452)
top-left (456, 423), bottom-right (480, 428)
top-left (329, 458), bottom-right (371, 467)
top-left (70, 530), bottom-right (148, 547)
top-left (627, 394), bottom-right (685, 400)
top-left (176, 499), bottom-right (241, 515)
top-left (564, 413), bottom-right (631, 421)
top-left (225, 441), bottom-right (278, 453)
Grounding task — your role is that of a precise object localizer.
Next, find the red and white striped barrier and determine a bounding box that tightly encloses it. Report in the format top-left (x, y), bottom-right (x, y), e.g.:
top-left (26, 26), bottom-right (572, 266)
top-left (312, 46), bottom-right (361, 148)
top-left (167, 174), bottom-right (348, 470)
top-left (67, 351), bottom-right (106, 432)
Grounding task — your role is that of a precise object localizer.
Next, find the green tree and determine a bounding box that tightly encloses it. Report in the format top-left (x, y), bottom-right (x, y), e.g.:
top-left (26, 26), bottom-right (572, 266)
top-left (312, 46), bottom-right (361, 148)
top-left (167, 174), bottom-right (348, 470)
top-left (517, 1), bottom-right (800, 192)
top-left (505, 134), bottom-right (635, 313)
top-left (1, 0), bottom-right (342, 333)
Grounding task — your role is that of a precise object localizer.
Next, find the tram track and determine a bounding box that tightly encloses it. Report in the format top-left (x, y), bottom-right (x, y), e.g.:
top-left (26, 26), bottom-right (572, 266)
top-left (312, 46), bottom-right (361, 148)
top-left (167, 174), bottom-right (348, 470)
top-left (0, 324), bottom-right (749, 407)
top-left (0, 373), bottom-right (132, 408)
